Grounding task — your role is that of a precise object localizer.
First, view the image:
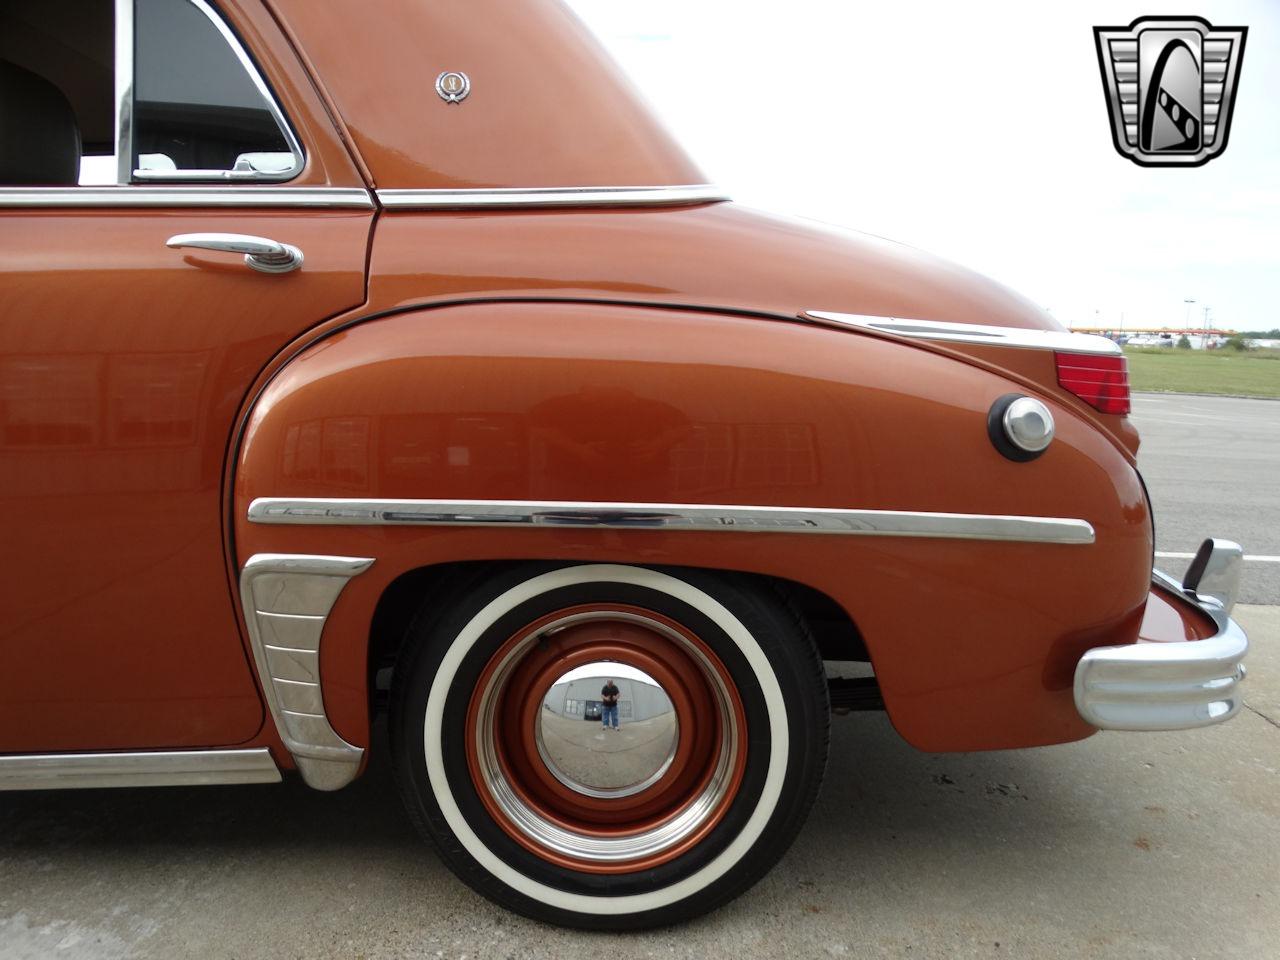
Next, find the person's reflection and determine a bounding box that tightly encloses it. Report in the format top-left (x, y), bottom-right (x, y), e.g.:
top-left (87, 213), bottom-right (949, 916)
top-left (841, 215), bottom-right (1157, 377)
top-left (600, 678), bottom-right (620, 731)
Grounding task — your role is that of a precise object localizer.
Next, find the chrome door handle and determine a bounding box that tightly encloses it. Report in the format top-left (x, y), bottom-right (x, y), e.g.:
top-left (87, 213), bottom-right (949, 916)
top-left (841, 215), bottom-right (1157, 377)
top-left (166, 233), bottom-right (304, 274)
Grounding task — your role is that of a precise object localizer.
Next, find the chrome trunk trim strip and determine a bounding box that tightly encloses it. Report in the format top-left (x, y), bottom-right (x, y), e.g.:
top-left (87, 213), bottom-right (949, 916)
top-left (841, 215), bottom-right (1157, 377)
top-left (0, 187), bottom-right (375, 208)
top-left (0, 748), bottom-right (280, 791)
top-left (240, 554), bottom-right (375, 791)
top-left (803, 312), bottom-right (1123, 356)
top-left (376, 184), bottom-right (728, 209)
top-left (247, 498), bottom-right (1095, 545)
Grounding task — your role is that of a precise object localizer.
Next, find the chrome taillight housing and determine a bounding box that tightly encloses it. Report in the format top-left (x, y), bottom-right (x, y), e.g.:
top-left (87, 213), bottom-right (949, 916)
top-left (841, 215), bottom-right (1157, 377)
top-left (1055, 352), bottom-right (1131, 415)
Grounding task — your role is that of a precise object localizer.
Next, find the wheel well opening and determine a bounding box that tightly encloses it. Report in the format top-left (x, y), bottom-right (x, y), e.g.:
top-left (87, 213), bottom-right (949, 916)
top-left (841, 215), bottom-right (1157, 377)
top-left (366, 561), bottom-right (869, 717)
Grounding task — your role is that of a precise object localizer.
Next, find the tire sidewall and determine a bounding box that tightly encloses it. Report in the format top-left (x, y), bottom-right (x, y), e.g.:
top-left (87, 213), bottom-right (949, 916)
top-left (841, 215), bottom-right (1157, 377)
top-left (392, 562), bottom-right (826, 928)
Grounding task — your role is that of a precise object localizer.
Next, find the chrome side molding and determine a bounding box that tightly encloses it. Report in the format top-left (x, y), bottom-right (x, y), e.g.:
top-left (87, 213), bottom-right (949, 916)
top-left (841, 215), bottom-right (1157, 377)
top-left (240, 554), bottom-right (375, 791)
top-left (248, 498), bottom-right (1095, 545)
top-left (0, 748), bottom-right (280, 791)
top-left (376, 184), bottom-right (728, 209)
top-left (803, 312), bottom-right (1123, 357)
top-left (0, 187), bottom-right (375, 208)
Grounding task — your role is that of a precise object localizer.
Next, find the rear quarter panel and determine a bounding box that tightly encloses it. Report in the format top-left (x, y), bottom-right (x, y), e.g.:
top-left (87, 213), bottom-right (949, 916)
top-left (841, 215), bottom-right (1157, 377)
top-left (234, 301), bottom-right (1152, 753)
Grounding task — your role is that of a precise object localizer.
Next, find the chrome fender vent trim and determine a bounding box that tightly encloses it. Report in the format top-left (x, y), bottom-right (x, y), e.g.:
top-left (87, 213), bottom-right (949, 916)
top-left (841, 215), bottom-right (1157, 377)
top-left (240, 554), bottom-right (374, 791)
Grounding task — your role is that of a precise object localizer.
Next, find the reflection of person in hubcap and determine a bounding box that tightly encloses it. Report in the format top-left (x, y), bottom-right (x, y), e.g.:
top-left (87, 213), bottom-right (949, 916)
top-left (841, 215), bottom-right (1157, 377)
top-left (600, 679), bottom-right (620, 730)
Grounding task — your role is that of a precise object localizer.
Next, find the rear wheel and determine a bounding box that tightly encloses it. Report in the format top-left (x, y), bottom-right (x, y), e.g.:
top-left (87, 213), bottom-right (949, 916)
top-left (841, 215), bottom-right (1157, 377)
top-left (390, 562), bottom-right (828, 929)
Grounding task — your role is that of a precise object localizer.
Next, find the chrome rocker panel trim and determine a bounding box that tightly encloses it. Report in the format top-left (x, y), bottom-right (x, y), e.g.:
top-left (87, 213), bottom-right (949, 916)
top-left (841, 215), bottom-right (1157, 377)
top-left (248, 498), bottom-right (1095, 545)
top-left (376, 184), bottom-right (728, 209)
top-left (240, 554), bottom-right (375, 791)
top-left (0, 748), bottom-right (280, 791)
top-left (803, 312), bottom-right (1123, 357)
top-left (0, 187), bottom-right (375, 208)
top-left (1074, 540), bottom-right (1248, 731)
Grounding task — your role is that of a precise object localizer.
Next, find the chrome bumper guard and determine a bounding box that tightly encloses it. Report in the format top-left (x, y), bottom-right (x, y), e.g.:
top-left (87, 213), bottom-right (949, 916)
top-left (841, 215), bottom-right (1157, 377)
top-left (1074, 539), bottom-right (1248, 731)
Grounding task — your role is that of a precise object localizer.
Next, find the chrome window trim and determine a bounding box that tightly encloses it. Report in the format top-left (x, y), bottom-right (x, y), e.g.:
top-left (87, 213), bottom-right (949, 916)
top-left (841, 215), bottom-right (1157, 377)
top-left (114, 0), bottom-right (135, 184)
top-left (247, 498), bottom-right (1096, 545)
top-left (376, 184), bottom-right (729, 210)
top-left (239, 554), bottom-right (375, 791)
top-left (0, 187), bottom-right (374, 208)
top-left (0, 748), bottom-right (280, 791)
top-left (127, 0), bottom-right (306, 183)
top-left (803, 312), bottom-right (1124, 357)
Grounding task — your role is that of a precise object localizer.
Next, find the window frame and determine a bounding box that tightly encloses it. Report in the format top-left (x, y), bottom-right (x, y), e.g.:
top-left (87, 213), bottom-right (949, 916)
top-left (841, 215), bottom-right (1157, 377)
top-left (113, 0), bottom-right (305, 185)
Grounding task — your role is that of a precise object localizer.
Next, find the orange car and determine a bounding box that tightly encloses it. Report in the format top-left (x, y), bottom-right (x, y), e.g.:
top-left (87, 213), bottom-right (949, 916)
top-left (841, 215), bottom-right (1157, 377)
top-left (0, 0), bottom-right (1248, 928)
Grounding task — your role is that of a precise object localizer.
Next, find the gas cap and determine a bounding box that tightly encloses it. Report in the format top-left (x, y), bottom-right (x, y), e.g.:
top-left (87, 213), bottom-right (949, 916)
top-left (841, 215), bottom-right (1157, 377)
top-left (988, 394), bottom-right (1055, 461)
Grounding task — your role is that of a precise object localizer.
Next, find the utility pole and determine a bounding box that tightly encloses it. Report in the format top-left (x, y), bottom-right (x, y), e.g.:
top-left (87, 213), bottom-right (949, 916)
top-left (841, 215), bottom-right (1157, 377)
top-left (1202, 306), bottom-right (1212, 348)
top-left (1184, 298), bottom-right (1196, 330)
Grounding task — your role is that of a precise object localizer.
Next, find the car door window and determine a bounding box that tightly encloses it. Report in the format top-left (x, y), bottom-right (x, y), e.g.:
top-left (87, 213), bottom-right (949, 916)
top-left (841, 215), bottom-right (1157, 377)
top-left (0, 0), bottom-right (302, 188)
top-left (131, 0), bottom-right (301, 181)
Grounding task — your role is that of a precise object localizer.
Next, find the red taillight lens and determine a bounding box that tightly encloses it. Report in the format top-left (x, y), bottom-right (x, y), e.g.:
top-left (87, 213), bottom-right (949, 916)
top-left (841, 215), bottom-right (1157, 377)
top-left (1054, 352), bottom-right (1131, 415)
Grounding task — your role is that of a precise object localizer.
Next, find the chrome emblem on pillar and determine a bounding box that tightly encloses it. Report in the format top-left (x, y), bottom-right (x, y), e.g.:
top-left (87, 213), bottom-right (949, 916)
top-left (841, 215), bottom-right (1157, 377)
top-left (435, 70), bottom-right (471, 104)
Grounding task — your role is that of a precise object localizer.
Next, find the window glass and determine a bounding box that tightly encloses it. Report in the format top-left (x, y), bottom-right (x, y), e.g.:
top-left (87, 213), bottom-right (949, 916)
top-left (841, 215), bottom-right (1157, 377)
top-left (131, 0), bottom-right (299, 180)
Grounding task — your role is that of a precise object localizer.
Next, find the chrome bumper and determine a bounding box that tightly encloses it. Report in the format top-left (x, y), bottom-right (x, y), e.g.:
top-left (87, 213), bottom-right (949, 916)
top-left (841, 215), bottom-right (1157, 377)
top-left (1074, 539), bottom-right (1249, 731)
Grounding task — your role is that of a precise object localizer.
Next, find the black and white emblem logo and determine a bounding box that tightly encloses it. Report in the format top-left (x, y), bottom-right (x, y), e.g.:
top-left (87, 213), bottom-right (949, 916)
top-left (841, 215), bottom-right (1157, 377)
top-left (1094, 17), bottom-right (1246, 167)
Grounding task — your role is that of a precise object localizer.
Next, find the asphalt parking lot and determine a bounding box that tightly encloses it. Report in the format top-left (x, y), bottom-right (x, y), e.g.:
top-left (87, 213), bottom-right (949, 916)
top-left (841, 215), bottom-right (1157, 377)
top-left (1, 394), bottom-right (1275, 960)
top-left (1132, 393), bottom-right (1279, 604)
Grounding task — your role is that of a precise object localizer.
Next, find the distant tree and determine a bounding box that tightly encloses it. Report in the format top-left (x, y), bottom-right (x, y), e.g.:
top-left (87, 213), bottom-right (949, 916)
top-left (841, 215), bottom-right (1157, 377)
top-left (1224, 335), bottom-right (1251, 352)
top-left (1239, 328), bottom-right (1280, 338)
top-left (1176, 334), bottom-right (1192, 349)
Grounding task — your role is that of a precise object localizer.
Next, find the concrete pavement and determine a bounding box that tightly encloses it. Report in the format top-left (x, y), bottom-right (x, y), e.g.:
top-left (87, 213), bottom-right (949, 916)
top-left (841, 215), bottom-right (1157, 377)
top-left (1, 392), bottom-right (1275, 959)
top-left (2, 606), bottom-right (1275, 960)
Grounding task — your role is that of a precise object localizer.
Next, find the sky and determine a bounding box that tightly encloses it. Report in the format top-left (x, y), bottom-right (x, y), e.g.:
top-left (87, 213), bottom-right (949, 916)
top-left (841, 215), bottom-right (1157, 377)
top-left (568, 1), bottom-right (1280, 334)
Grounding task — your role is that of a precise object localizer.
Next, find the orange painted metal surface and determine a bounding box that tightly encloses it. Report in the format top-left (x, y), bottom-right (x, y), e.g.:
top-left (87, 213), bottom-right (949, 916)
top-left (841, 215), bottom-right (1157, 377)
top-left (234, 301), bottom-right (1154, 755)
top-left (0, 208), bottom-right (372, 752)
top-left (0, 1), bottom-right (373, 753)
top-left (265, 0), bottom-right (706, 189)
top-left (4, 0), bottom-right (1174, 769)
top-left (1139, 584), bottom-right (1217, 643)
top-left (363, 204), bottom-right (1140, 461)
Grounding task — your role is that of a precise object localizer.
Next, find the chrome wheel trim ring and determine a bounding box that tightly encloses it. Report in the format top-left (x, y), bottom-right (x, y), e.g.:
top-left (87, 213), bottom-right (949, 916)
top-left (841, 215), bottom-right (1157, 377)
top-left (472, 609), bottom-right (739, 863)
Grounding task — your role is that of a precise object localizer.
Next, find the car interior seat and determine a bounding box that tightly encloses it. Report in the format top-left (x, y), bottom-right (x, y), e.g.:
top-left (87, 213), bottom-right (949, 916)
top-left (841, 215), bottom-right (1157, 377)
top-left (0, 59), bottom-right (82, 185)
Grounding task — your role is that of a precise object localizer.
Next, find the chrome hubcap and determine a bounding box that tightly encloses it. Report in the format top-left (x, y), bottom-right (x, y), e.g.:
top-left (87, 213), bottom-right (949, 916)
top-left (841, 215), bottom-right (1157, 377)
top-left (536, 662), bottom-right (679, 799)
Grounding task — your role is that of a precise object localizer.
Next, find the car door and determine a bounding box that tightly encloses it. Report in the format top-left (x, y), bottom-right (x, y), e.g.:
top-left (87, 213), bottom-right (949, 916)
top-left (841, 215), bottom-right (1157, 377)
top-left (0, 0), bottom-right (374, 751)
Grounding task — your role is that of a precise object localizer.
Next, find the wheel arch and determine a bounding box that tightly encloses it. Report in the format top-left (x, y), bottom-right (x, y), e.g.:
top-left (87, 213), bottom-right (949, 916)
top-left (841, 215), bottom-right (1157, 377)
top-left (366, 559), bottom-right (869, 720)
top-left (232, 297), bottom-right (1150, 768)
